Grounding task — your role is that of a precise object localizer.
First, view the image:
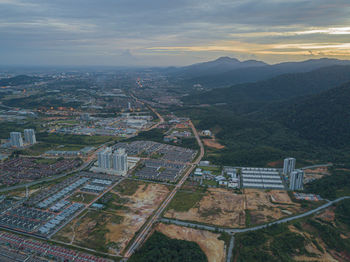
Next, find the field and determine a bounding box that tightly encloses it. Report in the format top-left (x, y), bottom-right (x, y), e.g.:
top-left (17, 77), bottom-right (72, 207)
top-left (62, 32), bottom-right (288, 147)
top-left (69, 192), bottom-right (97, 204)
top-left (156, 223), bottom-right (226, 262)
top-left (165, 187), bottom-right (306, 228)
top-left (53, 179), bottom-right (170, 255)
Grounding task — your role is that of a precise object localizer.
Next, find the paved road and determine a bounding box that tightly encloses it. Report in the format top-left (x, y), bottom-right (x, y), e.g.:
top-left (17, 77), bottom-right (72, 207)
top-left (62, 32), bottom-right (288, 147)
top-left (161, 196), bottom-right (350, 234)
top-left (124, 119), bottom-right (205, 258)
top-left (226, 236), bottom-right (235, 262)
top-left (301, 163), bottom-right (333, 170)
top-left (0, 160), bottom-right (92, 193)
top-left (0, 140), bottom-right (114, 193)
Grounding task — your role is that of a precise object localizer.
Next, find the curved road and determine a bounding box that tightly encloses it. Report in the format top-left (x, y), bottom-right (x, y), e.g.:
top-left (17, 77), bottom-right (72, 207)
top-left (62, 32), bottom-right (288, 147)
top-left (160, 196), bottom-right (350, 234)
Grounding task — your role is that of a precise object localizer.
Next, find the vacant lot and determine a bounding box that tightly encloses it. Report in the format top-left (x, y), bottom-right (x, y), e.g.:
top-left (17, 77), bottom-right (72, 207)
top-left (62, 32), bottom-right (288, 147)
top-left (54, 180), bottom-right (170, 255)
top-left (203, 139), bottom-right (225, 149)
top-left (156, 223), bottom-right (226, 262)
top-left (165, 187), bottom-right (246, 228)
top-left (69, 192), bottom-right (97, 204)
top-left (165, 187), bottom-right (304, 227)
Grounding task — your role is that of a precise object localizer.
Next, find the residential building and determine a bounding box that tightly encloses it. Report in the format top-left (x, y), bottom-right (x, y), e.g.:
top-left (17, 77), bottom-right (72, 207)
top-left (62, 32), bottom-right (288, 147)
top-left (24, 129), bottom-right (36, 145)
top-left (289, 169), bottom-right (304, 190)
top-left (112, 148), bottom-right (128, 173)
top-left (283, 157), bottom-right (296, 176)
top-left (10, 132), bottom-right (23, 148)
top-left (98, 147), bottom-right (112, 169)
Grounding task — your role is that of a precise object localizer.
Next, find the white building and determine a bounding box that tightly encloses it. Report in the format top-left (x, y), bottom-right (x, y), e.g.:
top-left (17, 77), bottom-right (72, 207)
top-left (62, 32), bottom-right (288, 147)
top-left (10, 132), bottom-right (23, 148)
top-left (283, 157), bottom-right (296, 176)
top-left (24, 129), bottom-right (36, 145)
top-left (112, 148), bottom-right (128, 174)
top-left (289, 169), bottom-right (304, 190)
top-left (98, 147), bottom-right (112, 169)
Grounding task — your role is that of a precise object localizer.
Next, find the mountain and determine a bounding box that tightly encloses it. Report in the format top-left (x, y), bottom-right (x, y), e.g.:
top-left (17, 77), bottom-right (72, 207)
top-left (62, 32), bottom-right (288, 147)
top-left (183, 65), bottom-right (350, 114)
top-left (175, 56), bottom-right (267, 77)
top-left (274, 81), bottom-right (350, 148)
top-left (0, 75), bottom-right (42, 87)
top-left (171, 57), bottom-right (350, 88)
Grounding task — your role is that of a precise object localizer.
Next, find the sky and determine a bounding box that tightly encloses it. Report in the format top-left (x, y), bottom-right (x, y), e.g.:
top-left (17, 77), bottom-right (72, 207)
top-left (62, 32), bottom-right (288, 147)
top-left (1, 0), bottom-right (350, 66)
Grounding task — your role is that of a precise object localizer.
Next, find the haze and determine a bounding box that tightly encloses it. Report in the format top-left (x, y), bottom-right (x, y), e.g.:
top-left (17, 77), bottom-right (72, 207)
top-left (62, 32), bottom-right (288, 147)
top-left (1, 0), bottom-right (350, 66)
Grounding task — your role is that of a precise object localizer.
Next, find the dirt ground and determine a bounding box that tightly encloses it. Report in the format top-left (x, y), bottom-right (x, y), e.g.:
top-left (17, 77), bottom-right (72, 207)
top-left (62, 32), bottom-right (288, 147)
top-left (156, 223), bottom-right (226, 262)
top-left (288, 224), bottom-right (340, 262)
top-left (105, 183), bottom-right (170, 254)
top-left (304, 167), bottom-right (330, 182)
top-left (165, 188), bottom-right (246, 227)
top-left (244, 189), bottom-right (302, 225)
top-left (54, 182), bottom-right (170, 255)
top-left (165, 188), bottom-right (303, 227)
top-left (203, 139), bottom-right (225, 149)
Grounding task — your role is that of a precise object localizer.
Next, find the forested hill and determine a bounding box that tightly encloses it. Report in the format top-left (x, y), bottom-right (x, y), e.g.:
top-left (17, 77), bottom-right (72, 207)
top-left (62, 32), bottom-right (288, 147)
top-left (173, 58), bottom-right (350, 88)
top-left (0, 75), bottom-right (42, 86)
top-left (183, 65), bottom-right (350, 113)
top-left (273, 81), bottom-right (350, 148)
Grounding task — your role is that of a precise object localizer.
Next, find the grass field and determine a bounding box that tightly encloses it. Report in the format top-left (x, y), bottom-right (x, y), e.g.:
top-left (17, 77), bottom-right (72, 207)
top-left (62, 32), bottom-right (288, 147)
top-left (166, 187), bottom-right (207, 212)
top-left (69, 192), bottom-right (97, 204)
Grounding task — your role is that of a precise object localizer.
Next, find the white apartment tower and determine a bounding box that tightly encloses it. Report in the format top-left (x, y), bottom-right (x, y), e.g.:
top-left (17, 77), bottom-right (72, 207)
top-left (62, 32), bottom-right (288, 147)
top-left (98, 147), bottom-right (112, 169)
top-left (112, 148), bottom-right (128, 173)
top-left (24, 129), bottom-right (36, 145)
top-left (289, 169), bottom-right (304, 190)
top-left (10, 132), bottom-right (23, 148)
top-left (283, 157), bottom-right (296, 176)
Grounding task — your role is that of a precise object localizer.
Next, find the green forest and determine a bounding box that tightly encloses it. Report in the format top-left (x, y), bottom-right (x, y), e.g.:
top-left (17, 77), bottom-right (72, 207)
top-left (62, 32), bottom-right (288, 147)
top-left (129, 231), bottom-right (207, 262)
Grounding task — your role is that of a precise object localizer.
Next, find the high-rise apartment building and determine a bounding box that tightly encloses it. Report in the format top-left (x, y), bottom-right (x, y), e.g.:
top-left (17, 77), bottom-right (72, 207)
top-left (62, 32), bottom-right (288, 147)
top-left (24, 129), bottom-right (36, 145)
top-left (112, 148), bottom-right (128, 173)
top-left (10, 132), bottom-right (23, 148)
top-left (97, 147), bottom-right (127, 175)
top-left (98, 147), bottom-right (113, 169)
top-left (289, 169), bottom-right (304, 190)
top-left (283, 157), bottom-right (296, 176)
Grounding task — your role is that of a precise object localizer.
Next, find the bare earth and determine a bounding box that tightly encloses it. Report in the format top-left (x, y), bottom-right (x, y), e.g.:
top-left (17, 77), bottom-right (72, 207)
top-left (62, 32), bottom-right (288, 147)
top-left (289, 225), bottom-right (339, 262)
top-left (54, 182), bottom-right (170, 255)
top-left (165, 188), bottom-right (303, 227)
top-left (156, 223), bottom-right (226, 262)
top-left (203, 139), bottom-right (225, 149)
top-left (106, 183), bottom-right (170, 254)
top-left (165, 188), bottom-right (246, 227)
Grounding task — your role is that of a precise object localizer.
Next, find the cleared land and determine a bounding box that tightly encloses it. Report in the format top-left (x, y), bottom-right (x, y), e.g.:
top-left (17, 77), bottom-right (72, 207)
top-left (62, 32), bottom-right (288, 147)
top-left (68, 192), bottom-right (97, 204)
top-left (203, 139), bottom-right (225, 149)
top-left (156, 223), bottom-right (226, 262)
top-left (53, 180), bottom-right (170, 255)
top-left (165, 187), bottom-right (305, 228)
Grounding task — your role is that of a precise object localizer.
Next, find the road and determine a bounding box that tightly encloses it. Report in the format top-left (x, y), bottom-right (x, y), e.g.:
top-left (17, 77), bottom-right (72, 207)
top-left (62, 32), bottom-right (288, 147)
top-left (0, 140), bottom-right (113, 193)
top-left (226, 236), bottom-right (235, 262)
top-left (160, 196), bottom-right (350, 234)
top-left (47, 177), bottom-right (125, 238)
top-left (123, 119), bottom-right (205, 258)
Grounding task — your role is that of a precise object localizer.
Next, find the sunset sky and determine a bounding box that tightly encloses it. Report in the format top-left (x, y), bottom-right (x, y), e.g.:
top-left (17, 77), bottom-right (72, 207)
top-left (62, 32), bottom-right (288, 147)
top-left (1, 0), bottom-right (350, 66)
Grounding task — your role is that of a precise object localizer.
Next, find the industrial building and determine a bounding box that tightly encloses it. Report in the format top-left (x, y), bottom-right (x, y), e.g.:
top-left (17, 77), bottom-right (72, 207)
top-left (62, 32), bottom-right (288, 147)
top-left (241, 167), bottom-right (285, 189)
top-left (283, 157), bottom-right (296, 176)
top-left (289, 169), bottom-right (304, 190)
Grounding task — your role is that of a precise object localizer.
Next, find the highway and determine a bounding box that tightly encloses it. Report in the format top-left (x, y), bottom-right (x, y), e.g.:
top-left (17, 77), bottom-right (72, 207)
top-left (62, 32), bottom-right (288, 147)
top-left (123, 119), bottom-right (205, 258)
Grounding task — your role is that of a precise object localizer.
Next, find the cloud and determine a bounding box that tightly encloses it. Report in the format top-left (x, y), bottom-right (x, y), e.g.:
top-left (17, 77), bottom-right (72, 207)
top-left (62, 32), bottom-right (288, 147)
top-left (0, 0), bottom-right (350, 65)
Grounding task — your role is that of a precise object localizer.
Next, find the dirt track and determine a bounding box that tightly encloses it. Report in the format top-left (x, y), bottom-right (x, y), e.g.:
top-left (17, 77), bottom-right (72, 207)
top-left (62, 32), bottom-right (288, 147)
top-left (203, 139), bottom-right (225, 149)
